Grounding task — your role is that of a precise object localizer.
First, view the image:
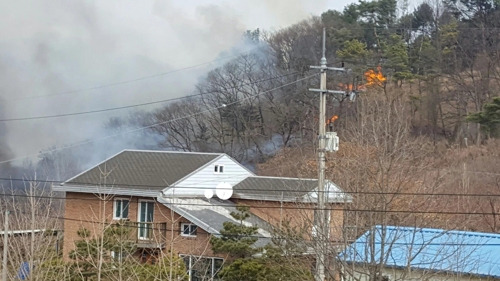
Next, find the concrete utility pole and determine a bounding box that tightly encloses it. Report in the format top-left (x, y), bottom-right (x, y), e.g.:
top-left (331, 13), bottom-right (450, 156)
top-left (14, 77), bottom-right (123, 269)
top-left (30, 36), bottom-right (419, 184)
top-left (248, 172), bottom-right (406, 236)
top-left (2, 210), bottom-right (9, 281)
top-left (309, 28), bottom-right (345, 281)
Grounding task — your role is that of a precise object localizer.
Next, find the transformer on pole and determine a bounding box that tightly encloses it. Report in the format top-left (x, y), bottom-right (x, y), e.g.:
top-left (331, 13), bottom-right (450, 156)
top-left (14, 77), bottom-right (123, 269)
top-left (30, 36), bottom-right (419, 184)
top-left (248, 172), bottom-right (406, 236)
top-left (309, 28), bottom-right (345, 281)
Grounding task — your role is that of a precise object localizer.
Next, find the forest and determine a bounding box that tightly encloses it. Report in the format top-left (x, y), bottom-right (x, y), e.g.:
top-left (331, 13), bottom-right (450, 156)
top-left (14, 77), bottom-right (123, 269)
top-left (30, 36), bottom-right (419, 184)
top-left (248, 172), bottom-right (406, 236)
top-left (0, 0), bottom-right (499, 280)
top-left (104, 0), bottom-right (500, 165)
top-left (98, 0), bottom-right (500, 233)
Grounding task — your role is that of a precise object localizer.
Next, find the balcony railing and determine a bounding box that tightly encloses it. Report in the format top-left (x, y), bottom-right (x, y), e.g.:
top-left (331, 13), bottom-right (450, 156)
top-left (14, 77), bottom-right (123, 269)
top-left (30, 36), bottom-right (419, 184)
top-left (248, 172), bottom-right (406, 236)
top-left (112, 221), bottom-right (167, 248)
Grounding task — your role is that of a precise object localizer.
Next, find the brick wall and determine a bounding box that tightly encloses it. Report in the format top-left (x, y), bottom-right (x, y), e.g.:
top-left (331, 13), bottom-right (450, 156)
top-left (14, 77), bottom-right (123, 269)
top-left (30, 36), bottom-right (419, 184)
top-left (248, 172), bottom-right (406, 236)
top-left (233, 199), bottom-right (345, 242)
top-left (63, 192), bottom-right (346, 264)
top-left (62, 192), bottom-right (218, 261)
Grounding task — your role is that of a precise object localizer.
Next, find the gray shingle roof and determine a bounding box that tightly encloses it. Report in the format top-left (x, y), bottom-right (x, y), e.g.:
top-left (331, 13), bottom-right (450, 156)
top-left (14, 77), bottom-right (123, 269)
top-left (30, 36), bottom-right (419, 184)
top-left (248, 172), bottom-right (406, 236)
top-left (65, 150), bottom-right (221, 190)
top-left (233, 176), bottom-right (318, 201)
top-left (158, 197), bottom-right (272, 248)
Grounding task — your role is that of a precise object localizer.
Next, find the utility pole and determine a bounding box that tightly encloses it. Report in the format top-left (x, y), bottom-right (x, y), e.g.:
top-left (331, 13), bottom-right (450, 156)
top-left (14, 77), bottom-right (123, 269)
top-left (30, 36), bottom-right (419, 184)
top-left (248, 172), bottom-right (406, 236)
top-left (309, 28), bottom-right (345, 281)
top-left (2, 210), bottom-right (9, 281)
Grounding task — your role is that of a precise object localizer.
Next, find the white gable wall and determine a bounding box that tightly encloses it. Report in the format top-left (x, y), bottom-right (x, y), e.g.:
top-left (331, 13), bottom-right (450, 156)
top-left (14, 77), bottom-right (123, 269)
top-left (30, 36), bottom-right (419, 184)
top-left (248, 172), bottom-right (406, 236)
top-left (163, 155), bottom-right (254, 197)
top-left (305, 180), bottom-right (352, 203)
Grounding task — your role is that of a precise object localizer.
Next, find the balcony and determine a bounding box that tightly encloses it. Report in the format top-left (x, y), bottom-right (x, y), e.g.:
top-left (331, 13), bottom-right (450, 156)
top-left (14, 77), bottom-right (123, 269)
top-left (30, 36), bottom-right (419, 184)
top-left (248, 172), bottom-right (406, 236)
top-left (112, 221), bottom-right (167, 249)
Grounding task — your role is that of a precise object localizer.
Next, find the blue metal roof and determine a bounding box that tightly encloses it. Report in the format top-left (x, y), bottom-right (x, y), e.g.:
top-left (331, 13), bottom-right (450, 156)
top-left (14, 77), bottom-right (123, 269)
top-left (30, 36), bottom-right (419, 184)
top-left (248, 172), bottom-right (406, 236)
top-left (339, 225), bottom-right (500, 278)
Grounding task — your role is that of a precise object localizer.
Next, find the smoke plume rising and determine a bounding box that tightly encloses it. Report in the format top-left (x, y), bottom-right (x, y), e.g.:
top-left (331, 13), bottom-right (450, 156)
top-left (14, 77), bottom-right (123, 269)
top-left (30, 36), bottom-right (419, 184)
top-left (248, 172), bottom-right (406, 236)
top-left (0, 0), bottom-right (350, 175)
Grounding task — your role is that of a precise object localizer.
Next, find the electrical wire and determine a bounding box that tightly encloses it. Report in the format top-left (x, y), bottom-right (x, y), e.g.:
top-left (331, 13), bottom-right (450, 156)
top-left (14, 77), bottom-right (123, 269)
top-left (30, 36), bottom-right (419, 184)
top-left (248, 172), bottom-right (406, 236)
top-left (0, 72), bottom-right (299, 122)
top-left (6, 24), bottom-right (497, 103)
top-left (11, 207), bottom-right (500, 245)
top-left (2, 192), bottom-right (500, 216)
top-left (6, 47), bottom-right (261, 102)
top-left (318, 26), bottom-right (500, 31)
top-left (2, 175), bottom-right (500, 196)
top-left (0, 73), bottom-right (316, 165)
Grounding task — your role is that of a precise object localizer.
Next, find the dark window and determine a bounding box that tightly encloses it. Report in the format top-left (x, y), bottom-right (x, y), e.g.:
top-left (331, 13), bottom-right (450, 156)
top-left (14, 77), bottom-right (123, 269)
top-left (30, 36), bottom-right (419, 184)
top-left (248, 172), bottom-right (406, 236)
top-left (214, 165), bottom-right (224, 173)
top-left (181, 255), bottom-right (224, 281)
top-left (114, 199), bottom-right (129, 219)
top-left (181, 223), bottom-right (198, 236)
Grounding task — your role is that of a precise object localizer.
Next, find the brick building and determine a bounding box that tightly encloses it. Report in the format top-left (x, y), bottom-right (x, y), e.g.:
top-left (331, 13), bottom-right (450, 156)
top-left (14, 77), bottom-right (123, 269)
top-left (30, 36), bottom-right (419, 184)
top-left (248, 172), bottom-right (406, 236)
top-left (53, 149), bottom-right (350, 280)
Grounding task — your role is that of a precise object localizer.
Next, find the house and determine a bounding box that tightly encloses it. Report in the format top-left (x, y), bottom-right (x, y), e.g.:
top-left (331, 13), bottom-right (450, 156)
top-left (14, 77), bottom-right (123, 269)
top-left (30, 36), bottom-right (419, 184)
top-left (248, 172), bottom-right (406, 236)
top-left (53, 149), bottom-right (350, 279)
top-left (339, 225), bottom-right (500, 281)
top-left (0, 229), bottom-right (61, 253)
top-left (0, 229), bottom-right (61, 280)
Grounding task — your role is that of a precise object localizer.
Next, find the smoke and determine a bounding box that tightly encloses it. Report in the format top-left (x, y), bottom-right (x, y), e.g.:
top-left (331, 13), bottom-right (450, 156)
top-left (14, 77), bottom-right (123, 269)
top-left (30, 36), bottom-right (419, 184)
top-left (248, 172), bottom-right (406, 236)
top-left (0, 0), bottom-right (351, 172)
top-left (0, 1), bottom-right (244, 167)
top-left (0, 100), bottom-right (13, 165)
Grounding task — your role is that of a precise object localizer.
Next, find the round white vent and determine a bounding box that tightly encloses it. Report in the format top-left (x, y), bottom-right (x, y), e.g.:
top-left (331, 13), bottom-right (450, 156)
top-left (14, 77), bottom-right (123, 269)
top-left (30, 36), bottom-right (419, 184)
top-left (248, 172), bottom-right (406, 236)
top-left (204, 189), bottom-right (214, 199)
top-left (215, 182), bottom-right (233, 200)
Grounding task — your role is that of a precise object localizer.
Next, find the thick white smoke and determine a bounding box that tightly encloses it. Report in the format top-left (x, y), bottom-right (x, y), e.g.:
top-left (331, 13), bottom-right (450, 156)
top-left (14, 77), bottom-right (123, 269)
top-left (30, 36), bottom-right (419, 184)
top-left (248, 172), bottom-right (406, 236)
top-left (0, 0), bottom-right (352, 171)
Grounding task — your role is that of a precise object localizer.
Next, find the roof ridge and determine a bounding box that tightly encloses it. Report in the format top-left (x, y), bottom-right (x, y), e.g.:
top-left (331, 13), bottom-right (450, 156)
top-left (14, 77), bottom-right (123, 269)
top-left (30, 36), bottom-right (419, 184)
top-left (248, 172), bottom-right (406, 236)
top-left (247, 175), bottom-right (317, 181)
top-left (122, 149), bottom-right (224, 156)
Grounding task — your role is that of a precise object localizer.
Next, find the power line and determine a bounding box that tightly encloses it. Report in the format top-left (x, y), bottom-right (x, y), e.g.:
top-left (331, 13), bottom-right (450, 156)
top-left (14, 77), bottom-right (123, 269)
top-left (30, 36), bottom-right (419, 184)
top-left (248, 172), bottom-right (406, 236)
top-left (12, 205), bottom-right (500, 244)
top-left (6, 25), bottom-right (497, 103)
top-left (0, 73), bottom-right (316, 165)
top-left (260, 159), bottom-right (500, 177)
top-left (1, 97), bottom-right (188, 122)
top-left (3, 192), bottom-right (500, 216)
top-left (0, 72), bottom-right (299, 122)
top-left (2, 176), bottom-right (500, 196)
top-left (305, 25), bottom-right (500, 32)
top-left (5, 48), bottom-right (261, 102)
top-left (23, 210), bottom-right (500, 243)
top-left (36, 214), bottom-right (500, 245)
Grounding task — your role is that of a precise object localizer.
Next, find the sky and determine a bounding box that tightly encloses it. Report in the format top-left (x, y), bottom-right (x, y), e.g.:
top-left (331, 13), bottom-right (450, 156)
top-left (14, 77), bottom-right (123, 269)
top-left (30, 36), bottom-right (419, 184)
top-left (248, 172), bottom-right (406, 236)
top-left (0, 0), bottom-right (362, 169)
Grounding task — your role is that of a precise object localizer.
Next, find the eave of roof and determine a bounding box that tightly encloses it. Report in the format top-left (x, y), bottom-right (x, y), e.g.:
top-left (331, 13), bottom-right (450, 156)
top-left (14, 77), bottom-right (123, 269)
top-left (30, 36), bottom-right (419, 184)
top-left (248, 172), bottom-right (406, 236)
top-left (340, 225), bottom-right (500, 278)
top-left (0, 229), bottom-right (60, 236)
top-left (52, 184), bottom-right (161, 197)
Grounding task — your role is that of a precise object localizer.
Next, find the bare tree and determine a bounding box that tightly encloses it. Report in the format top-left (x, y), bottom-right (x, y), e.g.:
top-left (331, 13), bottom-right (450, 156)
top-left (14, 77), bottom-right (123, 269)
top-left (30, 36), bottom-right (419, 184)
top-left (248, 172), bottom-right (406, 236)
top-left (1, 175), bottom-right (63, 280)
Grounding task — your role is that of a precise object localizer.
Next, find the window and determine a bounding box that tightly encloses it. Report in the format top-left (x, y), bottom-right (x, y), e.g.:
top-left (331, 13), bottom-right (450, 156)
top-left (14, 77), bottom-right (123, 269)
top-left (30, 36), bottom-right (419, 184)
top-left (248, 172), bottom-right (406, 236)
top-left (214, 164), bottom-right (224, 173)
top-left (113, 198), bottom-right (130, 220)
top-left (181, 255), bottom-right (224, 281)
top-left (181, 223), bottom-right (198, 237)
top-left (138, 200), bottom-right (154, 240)
top-left (110, 250), bottom-right (125, 262)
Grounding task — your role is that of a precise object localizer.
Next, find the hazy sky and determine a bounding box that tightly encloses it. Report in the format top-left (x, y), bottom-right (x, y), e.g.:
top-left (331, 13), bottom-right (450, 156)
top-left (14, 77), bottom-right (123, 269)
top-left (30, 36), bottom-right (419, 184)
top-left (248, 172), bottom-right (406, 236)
top-left (0, 0), bottom-right (359, 167)
top-left (174, 0), bottom-right (357, 30)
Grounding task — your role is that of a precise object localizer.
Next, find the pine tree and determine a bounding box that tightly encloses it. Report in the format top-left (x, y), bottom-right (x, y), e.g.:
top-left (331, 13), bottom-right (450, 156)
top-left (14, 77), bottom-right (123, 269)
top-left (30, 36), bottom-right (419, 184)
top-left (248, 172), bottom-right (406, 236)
top-left (211, 206), bottom-right (314, 281)
top-left (467, 97), bottom-right (500, 138)
top-left (69, 223), bottom-right (137, 279)
top-left (210, 206), bottom-right (259, 259)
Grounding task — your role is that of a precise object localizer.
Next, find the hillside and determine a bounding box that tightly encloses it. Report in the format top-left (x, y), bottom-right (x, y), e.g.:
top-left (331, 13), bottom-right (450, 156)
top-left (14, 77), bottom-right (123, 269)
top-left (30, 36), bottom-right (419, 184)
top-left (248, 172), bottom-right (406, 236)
top-left (258, 137), bottom-right (500, 234)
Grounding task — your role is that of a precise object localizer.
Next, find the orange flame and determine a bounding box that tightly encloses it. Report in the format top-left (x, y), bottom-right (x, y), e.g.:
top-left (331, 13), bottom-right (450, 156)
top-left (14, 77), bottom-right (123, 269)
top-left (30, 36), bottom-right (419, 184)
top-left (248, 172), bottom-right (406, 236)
top-left (336, 67), bottom-right (386, 95)
top-left (364, 66), bottom-right (387, 87)
top-left (326, 115), bottom-right (338, 125)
